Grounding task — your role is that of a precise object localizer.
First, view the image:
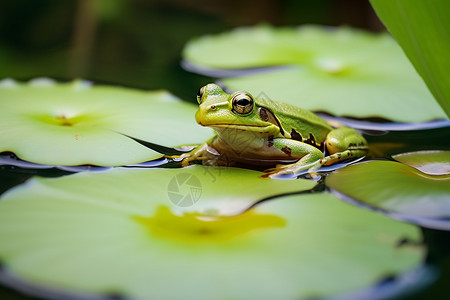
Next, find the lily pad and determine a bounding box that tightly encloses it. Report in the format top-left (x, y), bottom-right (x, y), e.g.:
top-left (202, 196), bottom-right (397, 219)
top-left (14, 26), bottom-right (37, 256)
top-left (183, 25), bottom-right (447, 123)
top-left (0, 78), bottom-right (212, 166)
top-left (326, 160), bottom-right (450, 230)
top-left (0, 166), bottom-right (424, 300)
top-left (392, 150), bottom-right (450, 176)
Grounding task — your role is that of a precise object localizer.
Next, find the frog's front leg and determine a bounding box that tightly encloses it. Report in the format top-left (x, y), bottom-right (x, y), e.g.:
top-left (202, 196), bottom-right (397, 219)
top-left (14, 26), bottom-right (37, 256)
top-left (170, 137), bottom-right (216, 167)
top-left (264, 138), bottom-right (324, 177)
top-left (320, 127), bottom-right (368, 167)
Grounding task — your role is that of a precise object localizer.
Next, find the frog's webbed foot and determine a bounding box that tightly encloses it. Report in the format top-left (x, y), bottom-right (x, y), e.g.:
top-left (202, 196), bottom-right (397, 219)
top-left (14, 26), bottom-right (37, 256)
top-left (262, 138), bottom-right (325, 179)
top-left (262, 160), bottom-right (322, 179)
top-left (167, 153), bottom-right (209, 167)
top-left (167, 141), bottom-right (214, 167)
top-left (178, 153), bottom-right (195, 167)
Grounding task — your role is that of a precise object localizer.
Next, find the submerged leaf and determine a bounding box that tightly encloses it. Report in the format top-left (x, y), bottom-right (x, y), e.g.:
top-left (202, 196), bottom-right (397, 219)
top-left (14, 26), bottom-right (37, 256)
top-left (326, 160), bottom-right (450, 229)
top-left (392, 150), bottom-right (450, 175)
top-left (183, 25), bottom-right (447, 122)
top-left (0, 166), bottom-right (424, 300)
top-left (0, 79), bottom-right (212, 166)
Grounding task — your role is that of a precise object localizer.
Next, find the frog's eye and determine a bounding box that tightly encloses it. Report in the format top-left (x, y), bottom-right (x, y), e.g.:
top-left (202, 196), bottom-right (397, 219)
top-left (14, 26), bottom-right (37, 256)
top-left (232, 92), bottom-right (254, 115)
top-left (197, 86), bottom-right (206, 104)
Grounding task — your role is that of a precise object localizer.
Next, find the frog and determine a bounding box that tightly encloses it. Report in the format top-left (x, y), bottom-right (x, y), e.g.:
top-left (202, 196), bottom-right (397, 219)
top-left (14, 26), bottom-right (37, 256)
top-left (177, 83), bottom-right (368, 178)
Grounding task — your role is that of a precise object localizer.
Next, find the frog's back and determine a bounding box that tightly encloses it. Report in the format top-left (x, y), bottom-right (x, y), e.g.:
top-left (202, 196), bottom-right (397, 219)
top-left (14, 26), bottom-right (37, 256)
top-left (256, 96), bottom-right (332, 144)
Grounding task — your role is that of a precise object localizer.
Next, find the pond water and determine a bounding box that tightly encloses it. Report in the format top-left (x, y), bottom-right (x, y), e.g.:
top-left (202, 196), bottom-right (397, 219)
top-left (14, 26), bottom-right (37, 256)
top-left (0, 121), bottom-right (449, 300)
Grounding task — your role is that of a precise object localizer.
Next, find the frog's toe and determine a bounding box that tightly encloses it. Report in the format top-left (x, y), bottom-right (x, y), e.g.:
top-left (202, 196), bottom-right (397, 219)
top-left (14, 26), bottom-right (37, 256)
top-left (262, 164), bottom-right (297, 178)
top-left (263, 161), bottom-right (324, 178)
top-left (181, 158), bottom-right (190, 167)
top-left (181, 154), bottom-right (212, 167)
top-left (167, 153), bottom-right (192, 167)
top-left (269, 170), bottom-right (294, 179)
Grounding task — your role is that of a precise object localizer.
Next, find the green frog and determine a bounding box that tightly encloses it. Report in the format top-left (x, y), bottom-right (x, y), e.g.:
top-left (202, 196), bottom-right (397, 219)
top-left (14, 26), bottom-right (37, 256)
top-left (178, 83), bottom-right (368, 177)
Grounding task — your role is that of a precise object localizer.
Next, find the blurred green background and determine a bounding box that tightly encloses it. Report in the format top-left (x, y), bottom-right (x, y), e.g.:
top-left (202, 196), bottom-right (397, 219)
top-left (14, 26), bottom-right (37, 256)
top-left (2, 2), bottom-right (450, 300)
top-left (0, 0), bottom-right (383, 101)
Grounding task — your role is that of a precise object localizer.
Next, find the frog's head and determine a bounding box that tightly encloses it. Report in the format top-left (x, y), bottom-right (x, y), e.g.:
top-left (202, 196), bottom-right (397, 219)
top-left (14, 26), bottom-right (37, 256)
top-left (195, 84), bottom-right (278, 134)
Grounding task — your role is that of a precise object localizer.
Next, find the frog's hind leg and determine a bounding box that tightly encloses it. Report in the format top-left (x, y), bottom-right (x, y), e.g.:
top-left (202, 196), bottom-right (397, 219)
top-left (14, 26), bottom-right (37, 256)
top-left (320, 127), bottom-right (368, 168)
top-left (263, 138), bottom-right (324, 177)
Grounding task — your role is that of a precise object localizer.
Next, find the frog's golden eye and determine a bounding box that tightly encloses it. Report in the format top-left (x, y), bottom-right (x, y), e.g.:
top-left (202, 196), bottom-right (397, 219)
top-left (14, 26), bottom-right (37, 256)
top-left (232, 92), bottom-right (254, 115)
top-left (197, 86), bottom-right (206, 104)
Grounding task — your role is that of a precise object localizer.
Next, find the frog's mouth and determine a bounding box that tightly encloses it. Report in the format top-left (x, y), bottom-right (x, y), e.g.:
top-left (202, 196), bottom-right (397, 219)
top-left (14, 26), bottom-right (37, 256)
top-left (200, 123), bottom-right (273, 131)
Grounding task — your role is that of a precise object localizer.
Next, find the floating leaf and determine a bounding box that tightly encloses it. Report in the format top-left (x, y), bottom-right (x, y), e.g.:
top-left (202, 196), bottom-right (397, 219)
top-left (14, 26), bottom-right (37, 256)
top-left (0, 166), bottom-right (424, 300)
top-left (370, 0), bottom-right (450, 118)
top-left (319, 115), bottom-right (450, 132)
top-left (0, 79), bottom-right (212, 166)
top-left (392, 150), bottom-right (450, 175)
top-left (183, 25), bottom-right (447, 122)
top-left (326, 160), bottom-right (450, 230)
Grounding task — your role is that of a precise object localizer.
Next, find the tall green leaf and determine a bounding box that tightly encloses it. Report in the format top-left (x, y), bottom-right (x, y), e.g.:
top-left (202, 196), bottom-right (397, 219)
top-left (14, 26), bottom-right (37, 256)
top-left (370, 0), bottom-right (450, 118)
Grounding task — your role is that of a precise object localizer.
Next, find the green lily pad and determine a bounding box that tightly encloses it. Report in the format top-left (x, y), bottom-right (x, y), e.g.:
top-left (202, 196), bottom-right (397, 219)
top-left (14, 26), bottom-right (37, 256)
top-left (0, 166), bottom-right (424, 300)
top-left (326, 160), bottom-right (450, 229)
top-left (0, 78), bottom-right (212, 166)
top-left (392, 150), bottom-right (450, 175)
top-left (183, 25), bottom-right (447, 123)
